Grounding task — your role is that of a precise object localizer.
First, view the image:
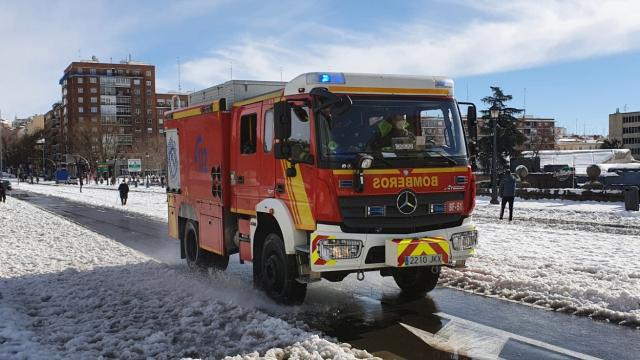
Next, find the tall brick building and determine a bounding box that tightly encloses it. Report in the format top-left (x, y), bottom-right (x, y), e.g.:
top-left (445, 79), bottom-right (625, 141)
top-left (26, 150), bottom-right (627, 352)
top-left (59, 59), bottom-right (159, 158)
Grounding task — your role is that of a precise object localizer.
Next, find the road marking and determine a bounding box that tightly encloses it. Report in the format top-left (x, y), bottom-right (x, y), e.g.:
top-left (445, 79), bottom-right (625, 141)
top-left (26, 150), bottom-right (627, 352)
top-left (401, 312), bottom-right (601, 360)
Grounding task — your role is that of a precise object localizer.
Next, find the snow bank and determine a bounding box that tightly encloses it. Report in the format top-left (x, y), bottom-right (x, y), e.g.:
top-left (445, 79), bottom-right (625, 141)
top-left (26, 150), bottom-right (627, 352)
top-left (441, 198), bottom-right (640, 327)
top-left (0, 199), bottom-right (374, 359)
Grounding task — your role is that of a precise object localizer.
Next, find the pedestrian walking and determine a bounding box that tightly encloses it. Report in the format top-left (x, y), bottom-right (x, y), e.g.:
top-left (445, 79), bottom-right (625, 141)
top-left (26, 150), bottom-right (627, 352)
top-left (0, 181), bottom-right (6, 203)
top-left (118, 179), bottom-right (130, 205)
top-left (499, 169), bottom-right (517, 221)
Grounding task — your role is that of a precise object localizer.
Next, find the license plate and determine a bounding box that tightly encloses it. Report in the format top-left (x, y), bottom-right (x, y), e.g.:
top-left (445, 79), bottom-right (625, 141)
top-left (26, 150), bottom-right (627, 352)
top-left (404, 254), bottom-right (443, 267)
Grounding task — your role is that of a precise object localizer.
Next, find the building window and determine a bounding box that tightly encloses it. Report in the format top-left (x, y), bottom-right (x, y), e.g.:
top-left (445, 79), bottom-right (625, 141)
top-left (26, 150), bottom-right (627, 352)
top-left (147, 128), bottom-right (153, 133)
top-left (106, 69), bottom-right (112, 76)
top-left (77, 68), bottom-right (83, 74)
top-left (91, 97), bottom-right (97, 104)
top-left (146, 109), bottom-right (152, 115)
top-left (145, 70), bottom-right (151, 77)
top-left (91, 107), bottom-right (98, 113)
top-left (77, 77), bottom-right (84, 84)
top-left (240, 113), bottom-right (257, 154)
top-left (145, 89), bottom-right (151, 96)
top-left (90, 68), bottom-right (96, 75)
top-left (146, 80), bottom-right (151, 87)
top-left (135, 108), bottom-right (141, 115)
top-left (78, 87), bottom-right (84, 94)
top-left (133, 79), bottom-right (141, 85)
top-left (78, 97), bottom-right (84, 103)
top-left (146, 99), bottom-right (151, 106)
top-left (134, 88), bottom-right (141, 95)
top-left (147, 117), bottom-right (152, 124)
top-left (90, 87), bottom-right (97, 94)
top-left (90, 77), bottom-right (97, 84)
top-left (78, 107), bottom-right (84, 113)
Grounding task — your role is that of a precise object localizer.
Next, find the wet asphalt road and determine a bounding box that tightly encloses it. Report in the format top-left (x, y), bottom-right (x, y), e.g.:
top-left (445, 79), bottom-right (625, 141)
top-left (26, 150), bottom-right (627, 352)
top-left (10, 190), bottom-right (640, 360)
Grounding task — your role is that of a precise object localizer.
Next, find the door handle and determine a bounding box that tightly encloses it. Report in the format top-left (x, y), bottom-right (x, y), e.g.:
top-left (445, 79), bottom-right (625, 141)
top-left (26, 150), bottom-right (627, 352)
top-left (276, 183), bottom-right (285, 193)
top-left (237, 176), bottom-right (245, 184)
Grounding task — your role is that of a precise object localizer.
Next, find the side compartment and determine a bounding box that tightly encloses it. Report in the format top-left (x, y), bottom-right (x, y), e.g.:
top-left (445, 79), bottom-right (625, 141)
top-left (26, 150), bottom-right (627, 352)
top-left (198, 201), bottom-right (225, 255)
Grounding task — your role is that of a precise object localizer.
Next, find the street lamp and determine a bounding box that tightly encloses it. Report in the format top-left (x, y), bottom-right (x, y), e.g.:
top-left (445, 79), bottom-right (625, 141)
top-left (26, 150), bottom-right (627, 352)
top-left (490, 104), bottom-right (500, 205)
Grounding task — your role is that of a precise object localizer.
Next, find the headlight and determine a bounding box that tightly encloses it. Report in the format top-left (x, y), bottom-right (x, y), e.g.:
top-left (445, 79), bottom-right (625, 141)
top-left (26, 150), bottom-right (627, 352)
top-left (451, 230), bottom-right (478, 250)
top-left (318, 239), bottom-right (363, 260)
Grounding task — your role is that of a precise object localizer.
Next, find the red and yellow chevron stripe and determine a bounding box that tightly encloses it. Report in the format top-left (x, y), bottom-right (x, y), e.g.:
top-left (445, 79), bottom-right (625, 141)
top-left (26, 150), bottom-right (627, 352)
top-left (393, 237), bottom-right (450, 267)
top-left (311, 234), bottom-right (337, 266)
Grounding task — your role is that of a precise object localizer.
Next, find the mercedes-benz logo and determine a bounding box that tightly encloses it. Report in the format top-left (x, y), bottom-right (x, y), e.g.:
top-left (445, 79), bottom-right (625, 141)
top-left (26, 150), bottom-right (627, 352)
top-left (396, 190), bottom-right (418, 215)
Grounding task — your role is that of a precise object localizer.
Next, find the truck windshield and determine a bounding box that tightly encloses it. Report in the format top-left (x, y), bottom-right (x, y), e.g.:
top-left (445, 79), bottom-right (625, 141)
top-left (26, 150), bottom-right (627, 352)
top-left (316, 98), bottom-right (468, 168)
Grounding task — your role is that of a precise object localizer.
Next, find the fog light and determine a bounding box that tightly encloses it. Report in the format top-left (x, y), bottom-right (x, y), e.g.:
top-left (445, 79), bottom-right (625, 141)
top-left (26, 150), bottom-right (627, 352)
top-left (318, 239), bottom-right (363, 260)
top-left (451, 230), bottom-right (478, 250)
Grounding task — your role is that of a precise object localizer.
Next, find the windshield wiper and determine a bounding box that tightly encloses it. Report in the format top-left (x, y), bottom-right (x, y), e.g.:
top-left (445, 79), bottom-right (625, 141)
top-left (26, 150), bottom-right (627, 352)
top-left (423, 150), bottom-right (458, 165)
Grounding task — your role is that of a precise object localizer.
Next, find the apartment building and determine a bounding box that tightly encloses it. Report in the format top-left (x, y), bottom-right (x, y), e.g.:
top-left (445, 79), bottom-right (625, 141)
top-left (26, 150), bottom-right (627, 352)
top-left (59, 58), bottom-right (157, 154)
top-left (609, 110), bottom-right (640, 159)
top-left (465, 115), bottom-right (555, 151)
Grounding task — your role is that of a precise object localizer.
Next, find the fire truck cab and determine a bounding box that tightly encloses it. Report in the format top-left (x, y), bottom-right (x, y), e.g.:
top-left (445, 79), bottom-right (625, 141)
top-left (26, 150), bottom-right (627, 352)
top-left (165, 72), bottom-right (478, 304)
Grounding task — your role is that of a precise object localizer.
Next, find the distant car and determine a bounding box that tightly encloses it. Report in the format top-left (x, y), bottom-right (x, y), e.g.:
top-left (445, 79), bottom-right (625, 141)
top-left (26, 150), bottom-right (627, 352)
top-left (1, 179), bottom-right (12, 190)
top-left (1, 171), bottom-right (16, 178)
top-left (66, 177), bottom-right (78, 185)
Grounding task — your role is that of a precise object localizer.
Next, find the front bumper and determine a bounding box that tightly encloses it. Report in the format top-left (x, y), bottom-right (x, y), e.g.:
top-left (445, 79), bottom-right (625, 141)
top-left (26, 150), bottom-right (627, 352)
top-left (309, 217), bottom-right (477, 272)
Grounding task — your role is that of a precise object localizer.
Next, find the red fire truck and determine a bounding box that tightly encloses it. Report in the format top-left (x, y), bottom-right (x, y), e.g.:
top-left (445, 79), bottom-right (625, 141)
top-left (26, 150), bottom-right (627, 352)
top-left (165, 72), bottom-right (478, 303)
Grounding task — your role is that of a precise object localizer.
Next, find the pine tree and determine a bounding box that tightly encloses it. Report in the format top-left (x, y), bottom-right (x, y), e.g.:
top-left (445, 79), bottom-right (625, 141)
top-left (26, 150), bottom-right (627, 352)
top-left (477, 87), bottom-right (526, 171)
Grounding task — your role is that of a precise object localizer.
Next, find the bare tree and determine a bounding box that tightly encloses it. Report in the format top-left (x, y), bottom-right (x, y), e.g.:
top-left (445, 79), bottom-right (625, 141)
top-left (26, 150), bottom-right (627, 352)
top-left (131, 135), bottom-right (166, 175)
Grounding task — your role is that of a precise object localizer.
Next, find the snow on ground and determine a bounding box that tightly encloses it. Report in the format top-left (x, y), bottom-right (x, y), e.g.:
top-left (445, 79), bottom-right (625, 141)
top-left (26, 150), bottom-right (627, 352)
top-left (7, 182), bottom-right (640, 327)
top-left (0, 199), bottom-right (377, 359)
top-left (8, 180), bottom-right (168, 221)
top-left (441, 197), bottom-right (640, 327)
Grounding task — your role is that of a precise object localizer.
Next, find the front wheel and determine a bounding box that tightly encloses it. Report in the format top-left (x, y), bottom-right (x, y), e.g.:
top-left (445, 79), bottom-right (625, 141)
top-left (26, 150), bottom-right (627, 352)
top-left (393, 266), bottom-right (440, 295)
top-left (260, 233), bottom-right (306, 304)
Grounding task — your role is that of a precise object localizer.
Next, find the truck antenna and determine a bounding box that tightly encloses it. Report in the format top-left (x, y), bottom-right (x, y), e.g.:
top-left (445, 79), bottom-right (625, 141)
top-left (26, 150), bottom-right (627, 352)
top-left (177, 57), bottom-right (182, 92)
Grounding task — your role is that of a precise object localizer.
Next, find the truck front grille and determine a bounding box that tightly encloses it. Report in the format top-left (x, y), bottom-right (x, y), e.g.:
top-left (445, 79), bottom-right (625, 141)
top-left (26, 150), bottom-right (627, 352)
top-left (339, 193), bottom-right (465, 234)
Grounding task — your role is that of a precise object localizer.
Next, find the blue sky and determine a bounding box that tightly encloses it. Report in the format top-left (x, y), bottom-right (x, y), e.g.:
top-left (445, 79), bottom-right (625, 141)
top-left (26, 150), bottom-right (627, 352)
top-left (1, 0), bottom-right (640, 136)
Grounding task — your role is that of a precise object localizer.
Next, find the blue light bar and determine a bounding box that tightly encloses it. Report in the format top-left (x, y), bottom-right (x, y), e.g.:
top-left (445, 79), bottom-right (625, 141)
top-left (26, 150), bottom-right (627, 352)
top-left (308, 72), bottom-right (346, 84)
top-left (435, 79), bottom-right (454, 88)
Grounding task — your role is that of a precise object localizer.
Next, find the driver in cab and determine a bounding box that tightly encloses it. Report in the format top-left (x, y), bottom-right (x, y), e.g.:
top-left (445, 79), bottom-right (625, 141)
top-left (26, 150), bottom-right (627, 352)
top-left (368, 114), bottom-right (415, 150)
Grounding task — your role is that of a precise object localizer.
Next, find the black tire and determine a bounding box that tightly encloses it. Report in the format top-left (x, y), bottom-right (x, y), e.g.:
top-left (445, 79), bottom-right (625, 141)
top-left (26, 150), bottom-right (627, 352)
top-left (393, 266), bottom-right (440, 295)
top-left (183, 221), bottom-right (229, 271)
top-left (260, 233), bottom-right (306, 304)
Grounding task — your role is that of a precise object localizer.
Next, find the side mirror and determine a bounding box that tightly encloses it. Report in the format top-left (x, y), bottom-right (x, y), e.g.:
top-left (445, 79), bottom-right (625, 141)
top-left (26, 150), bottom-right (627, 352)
top-left (273, 142), bottom-right (291, 159)
top-left (274, 101), bottom-right (291, 140)
top-left (466, 106), bottom-right (477, 140)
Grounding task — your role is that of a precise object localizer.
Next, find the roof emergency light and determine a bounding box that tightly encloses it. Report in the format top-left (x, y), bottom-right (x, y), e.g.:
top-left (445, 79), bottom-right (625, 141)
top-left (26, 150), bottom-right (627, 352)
top-left (306, 72), bottom-right (346, 85)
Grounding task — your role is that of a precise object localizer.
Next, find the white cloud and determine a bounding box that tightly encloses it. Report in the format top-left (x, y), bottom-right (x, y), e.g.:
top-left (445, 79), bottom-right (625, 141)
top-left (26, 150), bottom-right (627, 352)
top-left (179, 0), bottom-right (640, 89)
top-left (0, 0), bottom-right (225, 120)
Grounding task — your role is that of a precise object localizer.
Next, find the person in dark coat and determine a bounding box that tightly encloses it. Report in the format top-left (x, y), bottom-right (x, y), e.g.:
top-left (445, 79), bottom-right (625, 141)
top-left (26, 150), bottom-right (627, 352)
top-left (499, 169), bottom-right (517, 221)
top-left (118, 179), bottom-right (130, 205)
top-left (79, 176), bottom-right (83, 193)
top-left (0, 181), bottom-right (6, 203)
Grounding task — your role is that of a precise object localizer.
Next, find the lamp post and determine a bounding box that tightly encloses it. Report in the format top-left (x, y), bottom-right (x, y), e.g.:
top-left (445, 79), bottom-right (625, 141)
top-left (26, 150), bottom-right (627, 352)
top-left (41, 138), bottom-right (45, 176)
top-left (490, 105), bottom-right (500, 205)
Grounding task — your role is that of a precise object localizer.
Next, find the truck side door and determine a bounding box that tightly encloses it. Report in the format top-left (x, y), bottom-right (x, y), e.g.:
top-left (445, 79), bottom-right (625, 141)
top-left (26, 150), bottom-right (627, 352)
top-left (258, 105), bottom-right (276, 199)
top-left (231, 105), bottom-right (261, 214)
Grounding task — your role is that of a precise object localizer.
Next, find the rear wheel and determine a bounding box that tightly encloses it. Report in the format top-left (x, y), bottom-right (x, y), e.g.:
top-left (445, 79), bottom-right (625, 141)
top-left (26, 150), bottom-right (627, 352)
top-left (260, 233), bottom-right (306, 304)
top-left (393, 266), bottom-right (440, 295)
top-left (183, 221), bottom-right (229, 271)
